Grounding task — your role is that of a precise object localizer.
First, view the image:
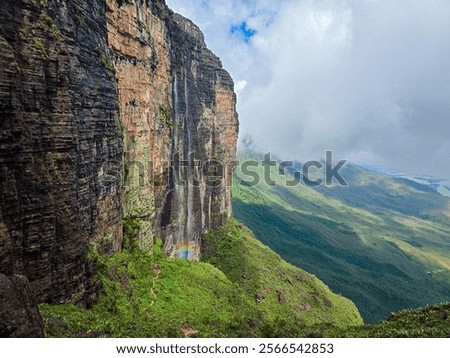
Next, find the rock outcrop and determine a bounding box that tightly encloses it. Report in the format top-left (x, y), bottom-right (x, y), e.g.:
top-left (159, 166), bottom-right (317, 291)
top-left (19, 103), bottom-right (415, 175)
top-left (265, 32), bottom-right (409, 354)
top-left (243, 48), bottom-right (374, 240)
top-left (0, 0), bottom-right (238, 306)
top-left (0, 274), bottom-right (44, 337)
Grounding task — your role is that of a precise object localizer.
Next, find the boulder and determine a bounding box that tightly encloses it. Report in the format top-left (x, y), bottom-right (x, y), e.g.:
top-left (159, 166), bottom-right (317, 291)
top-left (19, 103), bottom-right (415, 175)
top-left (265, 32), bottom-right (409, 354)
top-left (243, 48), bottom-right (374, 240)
top-left (0, 274), bottom-right (44, 338)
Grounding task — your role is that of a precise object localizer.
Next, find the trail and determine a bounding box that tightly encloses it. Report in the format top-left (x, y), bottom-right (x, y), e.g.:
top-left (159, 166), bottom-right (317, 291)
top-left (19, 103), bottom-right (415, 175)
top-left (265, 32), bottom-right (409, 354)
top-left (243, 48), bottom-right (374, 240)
top-left (149, 263), bottom-right (161, 307)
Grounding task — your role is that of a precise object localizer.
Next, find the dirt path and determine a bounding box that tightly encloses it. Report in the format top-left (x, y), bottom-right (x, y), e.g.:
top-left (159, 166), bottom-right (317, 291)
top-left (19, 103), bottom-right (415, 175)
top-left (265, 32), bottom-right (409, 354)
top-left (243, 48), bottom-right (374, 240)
top-left (149, 263), bottom-right (161, 306)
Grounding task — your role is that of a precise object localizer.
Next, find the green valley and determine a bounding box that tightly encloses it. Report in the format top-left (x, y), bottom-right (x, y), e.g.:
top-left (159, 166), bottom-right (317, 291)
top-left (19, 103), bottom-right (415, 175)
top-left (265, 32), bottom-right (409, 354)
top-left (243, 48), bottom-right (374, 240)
top-left (233, 154), bottom-right (450, 323)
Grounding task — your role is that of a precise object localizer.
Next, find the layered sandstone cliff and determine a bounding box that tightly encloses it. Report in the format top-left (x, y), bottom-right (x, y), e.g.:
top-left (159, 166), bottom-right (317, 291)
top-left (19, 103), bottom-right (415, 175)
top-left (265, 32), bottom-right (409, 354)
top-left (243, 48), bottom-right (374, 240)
top-left (106, 1), bottom-right (238, 259)
top-left (0, 0), bottom-right (238, 309)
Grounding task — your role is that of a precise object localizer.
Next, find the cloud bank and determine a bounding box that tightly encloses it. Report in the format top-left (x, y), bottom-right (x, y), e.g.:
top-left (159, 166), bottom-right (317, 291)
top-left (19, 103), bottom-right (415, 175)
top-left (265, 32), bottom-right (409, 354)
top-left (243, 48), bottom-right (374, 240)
top-left (167, 0), bottom-right (450, 179)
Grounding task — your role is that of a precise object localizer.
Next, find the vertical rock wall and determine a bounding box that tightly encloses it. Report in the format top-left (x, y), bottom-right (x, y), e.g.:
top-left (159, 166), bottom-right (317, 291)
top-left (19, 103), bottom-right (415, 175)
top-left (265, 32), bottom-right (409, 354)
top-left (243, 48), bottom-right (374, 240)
top-left (0, 0), bottom-right (123, 304)
top-left (163, 14), bottom-right (238, 259)
top-left (106, 0), bottom-right (172, 253)
top-left (0, 0), bottom-right (238, 305)
top-left (106, 1), bottom-right (239, 259)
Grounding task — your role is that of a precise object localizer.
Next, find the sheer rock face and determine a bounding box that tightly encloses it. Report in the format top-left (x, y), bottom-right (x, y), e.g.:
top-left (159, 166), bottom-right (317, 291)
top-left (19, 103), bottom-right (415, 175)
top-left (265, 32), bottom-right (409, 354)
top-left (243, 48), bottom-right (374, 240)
top-left (0, 0), bottom-right (238, 304)
top-left (164, 13), bottom-right (239, 260)
top-left (0, 0), bottom-right (123, 305)
top-left (0, 274), bottom-right (44, 338)
top-left (106, 2), bottom-right (238, 259)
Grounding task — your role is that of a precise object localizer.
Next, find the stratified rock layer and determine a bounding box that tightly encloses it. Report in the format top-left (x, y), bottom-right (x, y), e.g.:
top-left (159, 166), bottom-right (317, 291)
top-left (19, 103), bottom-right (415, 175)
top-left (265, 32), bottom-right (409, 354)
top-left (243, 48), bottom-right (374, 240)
top-left (106, 1), bottom-right (238, 259)
top-left (0, 0), bottom-right (238, 305)
top-left (0, 0), bottom-right (123, 304)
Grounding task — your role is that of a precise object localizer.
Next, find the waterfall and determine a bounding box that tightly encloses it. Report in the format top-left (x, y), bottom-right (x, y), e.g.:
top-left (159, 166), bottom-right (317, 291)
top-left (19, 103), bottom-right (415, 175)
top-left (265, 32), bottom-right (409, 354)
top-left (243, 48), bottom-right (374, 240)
top-left (184, 68), bottom-right (197, 260)
top-left (172, 70), bottom-right (187, 259)
top-left (173, 72), bottom-right (180, 183)
top-left (169, 66), bottom-right (200, 260)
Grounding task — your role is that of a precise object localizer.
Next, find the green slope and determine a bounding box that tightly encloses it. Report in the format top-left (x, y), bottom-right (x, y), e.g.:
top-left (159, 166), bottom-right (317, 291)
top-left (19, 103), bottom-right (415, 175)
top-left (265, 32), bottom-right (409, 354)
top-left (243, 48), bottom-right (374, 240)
top-left (40, 220), bottom-right (362, 338)
top-left (233, 156), bottom-right (450, 323)
top-left (335, 303), bottom-right (450, 338)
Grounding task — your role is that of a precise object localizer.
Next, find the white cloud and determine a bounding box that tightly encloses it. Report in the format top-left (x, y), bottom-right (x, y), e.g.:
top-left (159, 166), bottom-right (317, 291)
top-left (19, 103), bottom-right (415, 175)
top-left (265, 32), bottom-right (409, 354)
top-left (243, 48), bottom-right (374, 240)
top-left (234, 80), bottom-right (248, 96)
top-left (167, 0), bottom-right (450, 179)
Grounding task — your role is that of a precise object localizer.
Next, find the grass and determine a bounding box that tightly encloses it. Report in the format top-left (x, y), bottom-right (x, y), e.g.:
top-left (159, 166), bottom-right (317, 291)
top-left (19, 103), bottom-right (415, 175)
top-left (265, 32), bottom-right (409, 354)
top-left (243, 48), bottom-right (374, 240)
top-left (41, 240), bottom-right (249, 338)
top-left (333, 303), bottom-right (450, 338)
top-left (39, 220), bottom-right (362, 338)
top-left (203, 219), bottom-right (363, 333)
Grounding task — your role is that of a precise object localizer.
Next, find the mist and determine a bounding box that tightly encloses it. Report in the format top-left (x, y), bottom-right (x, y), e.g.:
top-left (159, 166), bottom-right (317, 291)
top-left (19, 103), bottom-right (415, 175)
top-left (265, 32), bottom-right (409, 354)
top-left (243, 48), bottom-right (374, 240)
top-left (167, 0), bottom-right (450, 180)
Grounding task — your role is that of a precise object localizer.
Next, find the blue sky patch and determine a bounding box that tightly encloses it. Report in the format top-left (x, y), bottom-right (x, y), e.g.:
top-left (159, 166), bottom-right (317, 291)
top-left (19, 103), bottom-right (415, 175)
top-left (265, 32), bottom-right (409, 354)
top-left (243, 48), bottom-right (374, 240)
top-left (230, 21), bottom-right (256, 43)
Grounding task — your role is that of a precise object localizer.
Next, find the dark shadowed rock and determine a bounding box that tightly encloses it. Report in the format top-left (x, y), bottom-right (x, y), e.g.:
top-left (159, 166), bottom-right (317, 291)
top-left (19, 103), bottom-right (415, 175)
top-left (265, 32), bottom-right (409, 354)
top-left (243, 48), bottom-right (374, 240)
top-left (256, 292), bottom-right (266, 304)
top-left (277, 289), bottom-right (286, 305)
top-left (0, 274), bottom-right (44, 337)
top-left (0, 0), bottom-right (123, 305)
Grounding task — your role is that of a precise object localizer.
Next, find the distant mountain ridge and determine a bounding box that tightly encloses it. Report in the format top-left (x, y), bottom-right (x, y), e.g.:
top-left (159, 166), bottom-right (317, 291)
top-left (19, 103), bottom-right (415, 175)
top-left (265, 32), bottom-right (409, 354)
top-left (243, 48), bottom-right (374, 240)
top-left (358, 163), bottom-right (450, 198)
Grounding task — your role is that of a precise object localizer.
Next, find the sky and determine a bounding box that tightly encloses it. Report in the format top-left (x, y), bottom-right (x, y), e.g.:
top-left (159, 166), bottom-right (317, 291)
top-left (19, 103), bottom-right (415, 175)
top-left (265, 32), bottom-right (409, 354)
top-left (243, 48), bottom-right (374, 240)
top-left (166, 0), bottom-right (450, 180)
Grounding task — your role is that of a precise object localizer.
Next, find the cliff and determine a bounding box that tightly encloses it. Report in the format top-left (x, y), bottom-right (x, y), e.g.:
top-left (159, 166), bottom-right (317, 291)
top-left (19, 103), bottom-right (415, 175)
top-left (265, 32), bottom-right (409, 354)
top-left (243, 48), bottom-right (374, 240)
top-left (0, 0), bottom-right (238, 310)
top-left (105, 0), bottom-right (238, 258)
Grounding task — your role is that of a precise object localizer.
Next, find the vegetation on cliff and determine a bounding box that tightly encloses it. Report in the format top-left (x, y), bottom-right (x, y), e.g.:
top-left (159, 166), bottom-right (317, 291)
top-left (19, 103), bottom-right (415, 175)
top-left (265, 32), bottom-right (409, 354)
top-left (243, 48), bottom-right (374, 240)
top-left (39, 220), bottom-right (362, 338)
